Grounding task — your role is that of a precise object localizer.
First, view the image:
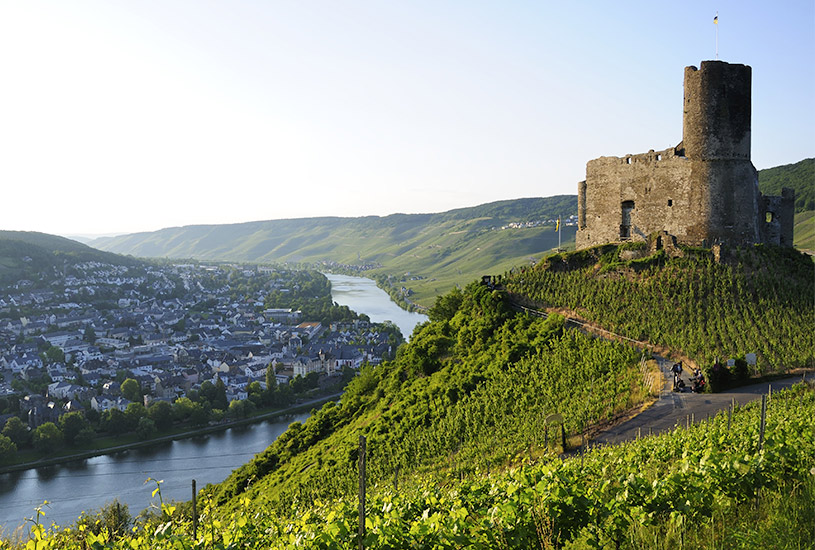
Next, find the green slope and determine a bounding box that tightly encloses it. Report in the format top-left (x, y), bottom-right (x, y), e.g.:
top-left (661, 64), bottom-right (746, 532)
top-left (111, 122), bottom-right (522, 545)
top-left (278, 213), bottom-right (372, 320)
top-left (91, 197), bottom-right (578, 306)
top-left (0, 230), bottom-right (141, 285)
top-left (793, 210), bottom-right (814, 251)
top-left (758, 157), bottom-right (814, 212)
top-left (202, 245), bottom-right (813, 532)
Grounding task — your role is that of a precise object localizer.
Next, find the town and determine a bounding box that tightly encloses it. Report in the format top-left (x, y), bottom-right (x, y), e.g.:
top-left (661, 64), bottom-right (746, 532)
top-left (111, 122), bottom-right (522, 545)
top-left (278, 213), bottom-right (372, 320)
top-left (0, 260), bottom-right (400, 457)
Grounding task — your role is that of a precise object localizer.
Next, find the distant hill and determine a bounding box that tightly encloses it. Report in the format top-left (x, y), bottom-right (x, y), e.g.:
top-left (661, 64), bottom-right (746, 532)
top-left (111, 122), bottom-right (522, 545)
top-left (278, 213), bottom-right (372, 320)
top-left (91, 196), bottom-right (578, 306)
top-left (758, 158), bottom-right (814, 212)
top-left (0, 230), bottom-right (140, 285)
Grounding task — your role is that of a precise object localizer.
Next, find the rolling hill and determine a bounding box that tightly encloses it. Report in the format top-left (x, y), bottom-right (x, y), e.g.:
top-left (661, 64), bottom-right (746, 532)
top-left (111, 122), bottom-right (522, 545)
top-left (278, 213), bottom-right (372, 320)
top-left (88, 158), bottom-right (814, 308)
top-left (91, 196), bottom-right (578, 307)
top-left (0, 230), bottom-right (141, 285)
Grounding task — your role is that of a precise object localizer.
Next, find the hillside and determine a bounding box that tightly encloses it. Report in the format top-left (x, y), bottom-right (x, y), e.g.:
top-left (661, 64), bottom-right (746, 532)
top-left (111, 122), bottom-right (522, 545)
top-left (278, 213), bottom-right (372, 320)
top-left (757, 157), bottom-right (814, 213)
top-left (0, 230), bottom-right (141, 285)
top-left (505, 243), bottom-right (814, 372)
top-left (4, 245), bottom-right (814, 548)
top-left (90, 197), bottom-right (578, 307)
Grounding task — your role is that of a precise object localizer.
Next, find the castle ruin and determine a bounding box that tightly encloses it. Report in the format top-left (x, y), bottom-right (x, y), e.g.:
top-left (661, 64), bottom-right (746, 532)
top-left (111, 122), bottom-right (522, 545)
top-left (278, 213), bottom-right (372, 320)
top-left (576, 60), bottom-right (794, 250)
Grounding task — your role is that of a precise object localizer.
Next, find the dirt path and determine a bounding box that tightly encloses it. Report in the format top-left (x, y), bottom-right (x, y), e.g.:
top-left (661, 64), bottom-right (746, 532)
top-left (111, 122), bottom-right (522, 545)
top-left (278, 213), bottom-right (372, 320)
top-left (592, 356), bottom-right (809, 446)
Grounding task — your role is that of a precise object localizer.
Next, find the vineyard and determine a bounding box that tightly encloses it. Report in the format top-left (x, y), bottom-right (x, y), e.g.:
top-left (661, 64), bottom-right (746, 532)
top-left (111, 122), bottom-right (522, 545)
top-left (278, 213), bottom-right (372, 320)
top-left (4, 384), bottom-right (813, 549)
top-left (2, 249), bottom-right (813, 549)
top-left (504, 244), bottom-right (815, 371)
top-left (209, 283), bottom-right (646, 513)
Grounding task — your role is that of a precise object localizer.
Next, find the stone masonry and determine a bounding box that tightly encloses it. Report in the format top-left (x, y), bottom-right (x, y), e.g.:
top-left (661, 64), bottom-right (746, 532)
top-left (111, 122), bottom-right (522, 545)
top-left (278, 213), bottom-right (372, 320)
top-left (576, 61), bottom-right (795, 250)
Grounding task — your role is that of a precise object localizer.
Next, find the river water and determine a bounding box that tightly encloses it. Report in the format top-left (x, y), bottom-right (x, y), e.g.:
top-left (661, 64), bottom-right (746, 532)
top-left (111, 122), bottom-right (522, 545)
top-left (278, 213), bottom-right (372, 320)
top-left (0, 412), bottom-right (310, 534)
top-left (0, 273), bottom-right (426, 535)
top-left (324, 273), bottom-right (428, 340)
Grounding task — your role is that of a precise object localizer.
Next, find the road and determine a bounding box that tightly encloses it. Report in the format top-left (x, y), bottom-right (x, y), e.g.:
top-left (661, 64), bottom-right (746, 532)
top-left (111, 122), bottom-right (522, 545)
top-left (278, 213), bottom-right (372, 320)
top-left (592, 356), bottom-right (809, 446)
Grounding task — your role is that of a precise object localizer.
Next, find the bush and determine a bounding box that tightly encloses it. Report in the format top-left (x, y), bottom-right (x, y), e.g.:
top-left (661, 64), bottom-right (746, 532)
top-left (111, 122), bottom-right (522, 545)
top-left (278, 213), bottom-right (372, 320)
top-left (731, 357), bottom-right (750, 382)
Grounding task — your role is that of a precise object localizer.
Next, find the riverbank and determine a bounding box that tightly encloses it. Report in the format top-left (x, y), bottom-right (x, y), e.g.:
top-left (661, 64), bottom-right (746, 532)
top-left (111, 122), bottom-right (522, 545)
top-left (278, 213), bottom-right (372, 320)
top-left (0, 393), bottom-right (341, 475)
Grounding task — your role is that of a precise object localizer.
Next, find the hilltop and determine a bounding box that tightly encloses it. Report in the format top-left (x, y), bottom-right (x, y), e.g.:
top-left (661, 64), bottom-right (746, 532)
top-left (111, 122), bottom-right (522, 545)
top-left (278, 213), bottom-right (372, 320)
top-left (0, 230), bottom-right (141, 285)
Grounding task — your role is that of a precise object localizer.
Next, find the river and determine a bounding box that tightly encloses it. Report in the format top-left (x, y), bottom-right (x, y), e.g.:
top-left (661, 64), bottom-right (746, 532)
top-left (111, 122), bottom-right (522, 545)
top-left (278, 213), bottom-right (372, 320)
top-left (324, 273), bottom-right (428, 340)
top-left (0, 273), bottom-right (427, 535)
top-left (0, 412), bottom-right (311, 534)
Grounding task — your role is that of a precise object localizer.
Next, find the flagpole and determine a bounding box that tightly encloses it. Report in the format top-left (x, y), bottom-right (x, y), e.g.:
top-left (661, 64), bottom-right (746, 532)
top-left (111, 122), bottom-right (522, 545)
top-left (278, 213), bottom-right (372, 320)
top-left (715, 12), bottom-right (719, 60)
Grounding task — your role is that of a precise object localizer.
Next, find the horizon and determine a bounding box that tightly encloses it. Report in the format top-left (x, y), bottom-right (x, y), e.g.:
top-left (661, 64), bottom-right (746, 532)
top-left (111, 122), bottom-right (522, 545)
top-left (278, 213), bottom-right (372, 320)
top-left (1, 1), bottom-right (813, 236)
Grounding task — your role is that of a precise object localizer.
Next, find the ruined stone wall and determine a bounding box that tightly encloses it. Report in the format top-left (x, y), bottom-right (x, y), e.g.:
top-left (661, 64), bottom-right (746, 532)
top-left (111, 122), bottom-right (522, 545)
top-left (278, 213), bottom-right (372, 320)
top-left (760, 188), bottom-right (795, 246)
top-left (576, 60), bottom-right (793, 250)
top-left (576, 147), bottom-right (696, 249)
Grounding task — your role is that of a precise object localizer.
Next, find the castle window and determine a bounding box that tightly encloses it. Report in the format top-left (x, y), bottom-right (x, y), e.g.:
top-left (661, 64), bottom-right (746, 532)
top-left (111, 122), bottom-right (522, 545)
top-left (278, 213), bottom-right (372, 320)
top-left (626, 157), bottom-right (632, 165)
top-left (656, 154), bottom-right (662, 161)
top-left (765, 211), bottom-right (774, 223)
top-left (667, 199), bottom-right (673, 207)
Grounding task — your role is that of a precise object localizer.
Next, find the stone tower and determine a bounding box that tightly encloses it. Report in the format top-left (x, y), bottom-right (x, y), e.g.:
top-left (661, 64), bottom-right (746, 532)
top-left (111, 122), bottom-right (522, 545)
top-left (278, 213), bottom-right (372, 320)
top-left (575, 60), bottom-right (794, 250)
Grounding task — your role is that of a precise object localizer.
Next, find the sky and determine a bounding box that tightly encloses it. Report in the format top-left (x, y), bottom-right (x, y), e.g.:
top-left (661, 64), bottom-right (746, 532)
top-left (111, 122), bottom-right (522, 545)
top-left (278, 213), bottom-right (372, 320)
top-left (1, 1), bottom-right (813, 237)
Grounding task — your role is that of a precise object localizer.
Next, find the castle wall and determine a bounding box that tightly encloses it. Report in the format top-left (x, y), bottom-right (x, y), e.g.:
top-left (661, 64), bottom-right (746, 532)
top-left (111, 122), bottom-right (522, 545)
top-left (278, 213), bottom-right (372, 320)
top-left (576, 147), bottom-right (696, 249)
top-left (575, 60), bottom-right (794, 250)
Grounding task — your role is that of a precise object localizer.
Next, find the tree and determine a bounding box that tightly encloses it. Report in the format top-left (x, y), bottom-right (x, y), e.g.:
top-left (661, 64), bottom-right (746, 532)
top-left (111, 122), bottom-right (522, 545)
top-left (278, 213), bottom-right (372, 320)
top-left (0, 434), bottom-right (17, 462)
top-left (135, 417), bottom-right (157, 440)
top-left (2, 416), bottom-right (30, 448)
top-left (265, 363), bottom-right (278, 392)
top-left (59, 411), bottom-right (90, 446)
top-left (103, 408), bottom-right (128, 435)
top-left (32, 422), bottom-right (64, 453)
top-left (213, 377), bottom-right (228, 410)
top-left (173, 397), bottom-right (196, 422)
top-left (42, 345), bottom-right (65, 365)
top-left (227, 399), bottom-right (246, 420)
top-left (83, 325), bottom-right (97, 344)
top-left (120, 378), bottom-right (142, 403)
top-left (189, 402), bottom-right (210, 427)
top-left (124, 402), bottom-right (147, 430)
top-left (147, 401), bottom-right (173, 431)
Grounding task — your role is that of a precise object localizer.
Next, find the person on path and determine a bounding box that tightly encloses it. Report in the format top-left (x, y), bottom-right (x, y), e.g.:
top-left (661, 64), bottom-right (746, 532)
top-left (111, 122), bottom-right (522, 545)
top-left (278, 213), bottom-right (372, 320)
top-left (671, 362), bottom-right (684, 391)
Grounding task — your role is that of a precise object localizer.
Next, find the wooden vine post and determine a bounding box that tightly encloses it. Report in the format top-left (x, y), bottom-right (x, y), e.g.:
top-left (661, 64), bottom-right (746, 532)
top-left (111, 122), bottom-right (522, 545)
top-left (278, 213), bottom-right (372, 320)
top-left (191, 479), bottom-right (198, 540)
top-left (358, 435), bottom-right (367, 550)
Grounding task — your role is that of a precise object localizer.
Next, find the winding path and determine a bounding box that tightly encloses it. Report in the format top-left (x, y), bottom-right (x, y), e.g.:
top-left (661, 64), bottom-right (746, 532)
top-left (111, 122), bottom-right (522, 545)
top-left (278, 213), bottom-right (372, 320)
top-left (508, 298), bottom-right (810, 446)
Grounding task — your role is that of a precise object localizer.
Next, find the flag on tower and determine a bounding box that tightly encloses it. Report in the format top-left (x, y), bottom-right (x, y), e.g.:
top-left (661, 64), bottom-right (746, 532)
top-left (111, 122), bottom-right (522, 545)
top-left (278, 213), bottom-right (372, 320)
top-left (714, 15), bottom-right (718, 24)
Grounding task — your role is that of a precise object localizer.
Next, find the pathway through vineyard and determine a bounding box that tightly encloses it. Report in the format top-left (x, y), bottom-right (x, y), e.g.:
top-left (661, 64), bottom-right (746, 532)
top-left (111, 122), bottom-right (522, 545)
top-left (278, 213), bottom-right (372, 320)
top-left (509, 299), bottom-right (809, 448)
top-left (590, 355), bottom-right (808, 446)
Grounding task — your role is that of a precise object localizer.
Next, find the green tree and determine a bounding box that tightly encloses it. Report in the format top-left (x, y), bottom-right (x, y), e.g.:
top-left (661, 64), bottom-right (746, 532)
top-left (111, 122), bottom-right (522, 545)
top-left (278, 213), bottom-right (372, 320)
top-left (189, 402), bottom-right (210, 427)
top-left (32, 422), bottom-right (64, 453)
top-left (2, 416), bottom-right (30, 447)
top-left (135, 417), bottom-right (157, 440)
top-left (124, 402), bottom-right (147, 430)
top-left (173, 397), bottom-right (196, 422)
top-left (213, 377), bottom-right (228, 410)
top-left (59, 411), bottom-right (90, 446)
top-left (228, 399), bottom-right (246, 420)
top-left (147, 401), bottom-right (173, 431)
top-left (120, 378), bottom-right (142, 403)
top-left (42, 345), bottom-right (65, 365)
top-left (103, 408), bottom-right (128, 435)
top-left (83, 325), bottom-right (97, 344)
top-left (0, 434), bottom-right (17, 462)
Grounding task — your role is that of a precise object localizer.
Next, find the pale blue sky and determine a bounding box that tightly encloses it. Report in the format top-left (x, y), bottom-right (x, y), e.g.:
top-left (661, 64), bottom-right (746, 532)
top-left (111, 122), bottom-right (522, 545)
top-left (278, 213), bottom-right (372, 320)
top-left (1, 1), bottom-right (812, 236)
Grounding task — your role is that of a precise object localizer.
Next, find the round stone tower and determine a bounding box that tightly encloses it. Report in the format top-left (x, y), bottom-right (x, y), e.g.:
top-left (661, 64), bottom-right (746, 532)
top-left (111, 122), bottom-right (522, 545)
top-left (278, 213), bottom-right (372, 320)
top-left (683, 61), bottom-right (752, 160)
top-left (682, 61), bottom-right (760, 245)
